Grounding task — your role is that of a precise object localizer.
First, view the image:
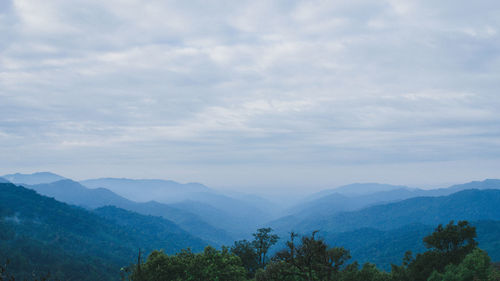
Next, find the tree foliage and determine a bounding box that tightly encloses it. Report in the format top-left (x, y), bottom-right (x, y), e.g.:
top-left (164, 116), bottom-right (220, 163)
top-left (127, 246), bottom-right (246, 281)
top-left (230, 227), bottom-right (279, 278)
top-left (402, 220), bottom-right (479, 281)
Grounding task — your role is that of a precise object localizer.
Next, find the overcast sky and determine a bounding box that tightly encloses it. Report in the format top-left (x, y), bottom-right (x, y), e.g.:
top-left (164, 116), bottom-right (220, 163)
top-left (1, 0), bottom-right (499, 192)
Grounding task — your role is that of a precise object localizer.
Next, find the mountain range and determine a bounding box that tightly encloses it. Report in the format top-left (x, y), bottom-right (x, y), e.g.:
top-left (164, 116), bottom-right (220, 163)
top-left (3, 171), bottom-right (500, 278)
top-left (27, 179), bottom-right (234, 245)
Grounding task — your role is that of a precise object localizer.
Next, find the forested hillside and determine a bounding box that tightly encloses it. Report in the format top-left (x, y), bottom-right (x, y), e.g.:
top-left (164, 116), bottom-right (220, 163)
top-left (0, 183), bottom-right (206, 281)
top-left (28, 179), bottom-right (234, 245)
top-left (274, 179), bottom-right (500, 230)
top-left (273, 189), bottom-right (500, 235)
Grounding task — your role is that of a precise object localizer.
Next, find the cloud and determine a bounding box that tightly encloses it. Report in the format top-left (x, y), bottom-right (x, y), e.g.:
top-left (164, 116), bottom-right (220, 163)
top-left (1, 0), bottom-right (499, 189)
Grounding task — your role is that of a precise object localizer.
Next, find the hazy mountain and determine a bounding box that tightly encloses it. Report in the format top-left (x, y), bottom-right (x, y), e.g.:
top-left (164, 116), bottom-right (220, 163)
top-left (80, 178), bottom-right (209, 202)
top-left (28, 180), bottom-right (234, 245)
top-left (81, 177), bottom-right (274, 236)
top-left (219, 190), bottom-right (284, 218)
top-left (170, 200), bottom-right (261, 238)
top-left (278, 188), bottom-right (419, 225)
top-left (0, 182), bottom-right (206, 280)
top-left (2, 172), bottom-right (66, 185)
top-left (296, 189), bottom-right (500, 234)
top-left (0, 177), bottom-right (10, 183)
top-left (311, 183), bottom-right (413, 199)
top-left (444, 179), bottom-right (500, 193)
top-left (187, 191), bottom-right (273, 231)
top-left (279, 179), bottom-right (500, 225)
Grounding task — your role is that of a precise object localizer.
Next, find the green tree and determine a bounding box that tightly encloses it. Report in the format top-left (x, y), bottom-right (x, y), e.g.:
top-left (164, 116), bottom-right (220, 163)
top-left (258, 231), bottom-right (357, 281)
top-left (427, 248), bottom-right (493, 281)
top-left (252, 228), bottom-right (279, 268)
top-left (403, 220), bottom-right (479, 281)
top-left (128, 247), bottom-right (247, 281)
top-left (231, 239), bottom-right (259, 277)
top-left (423, 220), bottom-right (477, 262)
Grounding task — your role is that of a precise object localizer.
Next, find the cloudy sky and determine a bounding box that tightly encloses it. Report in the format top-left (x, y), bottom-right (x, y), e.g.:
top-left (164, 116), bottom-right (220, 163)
top-left (1, 0), bottom-right (499, 192)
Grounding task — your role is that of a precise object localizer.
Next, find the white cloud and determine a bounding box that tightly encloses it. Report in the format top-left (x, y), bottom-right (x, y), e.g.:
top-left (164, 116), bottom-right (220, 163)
top-left (1, 0), bottom-right (500, 188)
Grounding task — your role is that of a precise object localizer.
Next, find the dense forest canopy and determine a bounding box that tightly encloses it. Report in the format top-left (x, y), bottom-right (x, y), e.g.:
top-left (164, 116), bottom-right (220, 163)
top-left (124, 222), bottom-right (500, 281)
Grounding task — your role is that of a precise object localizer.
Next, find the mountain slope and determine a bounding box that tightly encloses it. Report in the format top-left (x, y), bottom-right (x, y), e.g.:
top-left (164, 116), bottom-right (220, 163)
top-left (80, 178), bottom-right (209, 202)
top-left (2, 172), bottom-right (66, 185)
top-left (311, 183), bottom-right (412, 199)
top-left (277, 179), bottom-right (500, 227)
top-left (81, 177), bottom-right (273, 238)
top-left (0, 182), bottom-right (206, 280)
top-left (29, 180), bottom-right (234, 245)
top-left (319, 220), bottom-right (500, 270)
top-left (298, 189), bottom-right (500, 234)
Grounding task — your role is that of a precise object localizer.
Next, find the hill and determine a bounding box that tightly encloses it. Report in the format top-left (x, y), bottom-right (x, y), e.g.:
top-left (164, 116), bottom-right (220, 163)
top-left (276, 179), bottom-right (500, 227)
top-left (310, 183), bottom-right (413, 198)
top-left (295, 189), bottom-right (500, 234)
top-left (2, 172), bottom-right (66, 185)
top-left (81, 177), bottom-right (273, 238)
top-left (80, 177), bottom-right (209, 202)
top-left (318, 220), bottom-right (500, 270)
top-left (0, 182), bottom-right (206, 280)
top-left (28, 180), bottom-right (234, 245)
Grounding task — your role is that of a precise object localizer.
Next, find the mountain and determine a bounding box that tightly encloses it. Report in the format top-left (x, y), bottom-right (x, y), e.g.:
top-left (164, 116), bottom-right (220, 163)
top-left (28, 179), bottom-right (234, 245)
top-left (80, 178), bottom-right (209, 202)
top-left (296, 189), bottom-right (500, 234)
top-left (0, 182), bottom-right (206, 281)
top-left (0, 177), bottom-right (10, 183)
top-left (169, 200), bottom-right (258, 238)
top-left (317, 220), bottom-right (500, 271)
top-left (81, 177), bottom-right (274, 237)
top-left (2, 172), bottom-right (66, 185)
top-left (275, 188), bottom-right (420, 227)
top-left (186, 191), bottom-right (273, 233)
top-left (277, 179), bottom-right (500, 226)
top-left (445, 179), bottom-right (500, 193)
top-left (311, 183), bottom-right (413, 198)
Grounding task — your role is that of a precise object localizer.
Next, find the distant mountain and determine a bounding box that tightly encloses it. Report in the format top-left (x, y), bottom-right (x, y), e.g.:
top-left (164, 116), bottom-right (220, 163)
top-left (278, 179), bottom-right (500, 226)
top-left (170, 200), bottom-right (259, 238)
top-left (312, 183), bottom-right (413, 198)
top-left (277, 188), bottom-right (420, 225)
top-left (0, 177), bottom-right (10, 183)
top-left (219, 190), bottom-right (284, 218)
top-left (2, 172), bottom-right (66, 185)
top-left (0, 182), bottom-right (206, 281)
top-left (186, 191), bottom-right (273, 233)
top-left (296, 189), bottom-right (500, 234)
top-left (445, 179), bottom-right (500, 193)
top-left (28, 180), bottom-right (234, 245)
top-left (81, 177), bottom-right (274, 237)
top-left (80, 178), bottom-right (209, 202)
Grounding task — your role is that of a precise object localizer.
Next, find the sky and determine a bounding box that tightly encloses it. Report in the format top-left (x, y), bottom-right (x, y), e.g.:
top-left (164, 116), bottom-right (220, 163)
top-left (1, 0), bottom-right (500, 193)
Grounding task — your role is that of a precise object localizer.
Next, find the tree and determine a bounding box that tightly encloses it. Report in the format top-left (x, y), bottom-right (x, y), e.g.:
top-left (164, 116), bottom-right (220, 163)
top-left (252, 228), bottom-right (279, 268)
top-left (231, 239), bottom-right (259, 277)
top-left (427, 248), bottom-right (494, 281)
top-left (404, 220), bottom-right (479, 281)
top-left (423, 220), bottom-right (477, 261)
top-left (128, 247), bottom-right (247, 281)
top-left (259, 231), bottom-right (356, 281)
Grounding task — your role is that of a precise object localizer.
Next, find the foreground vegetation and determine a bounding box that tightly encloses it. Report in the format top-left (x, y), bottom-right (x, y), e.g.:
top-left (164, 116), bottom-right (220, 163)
top-left (124, 221), bottom-right (500, 281)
